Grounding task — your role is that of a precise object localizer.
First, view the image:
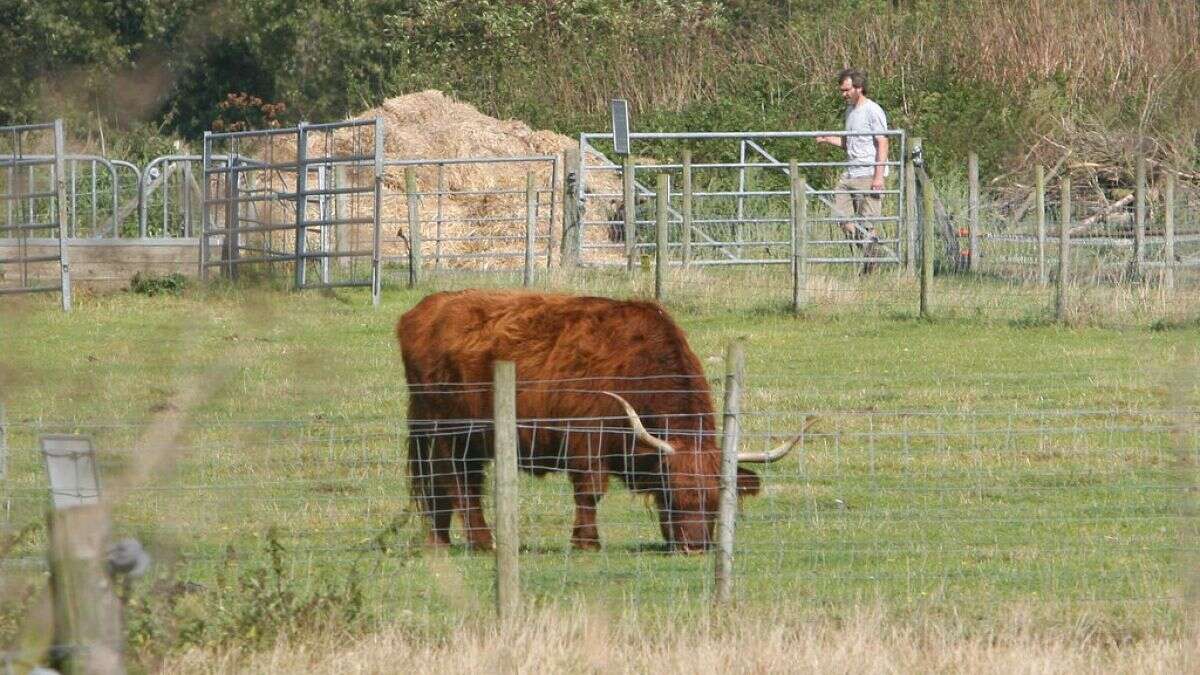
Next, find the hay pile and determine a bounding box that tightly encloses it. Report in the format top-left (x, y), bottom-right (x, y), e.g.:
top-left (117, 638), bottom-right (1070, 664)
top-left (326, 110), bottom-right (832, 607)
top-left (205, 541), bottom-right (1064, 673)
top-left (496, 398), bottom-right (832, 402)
top-left (344, 90), bottom-right (621, 268)
top-left (236, 90), bottom-right (622, 269)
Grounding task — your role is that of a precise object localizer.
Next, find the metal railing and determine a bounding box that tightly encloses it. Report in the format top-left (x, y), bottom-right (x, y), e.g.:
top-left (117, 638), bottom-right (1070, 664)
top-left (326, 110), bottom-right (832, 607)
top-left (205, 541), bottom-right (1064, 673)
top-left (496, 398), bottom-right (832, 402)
top-left (200, 119), bottom-right (384, 304)
top-left (380, 155), bottom-right (559, 278)
top-left (0, 120), bottom-right (71, 310)
top-left (577, 130), bottom-right (907, 268)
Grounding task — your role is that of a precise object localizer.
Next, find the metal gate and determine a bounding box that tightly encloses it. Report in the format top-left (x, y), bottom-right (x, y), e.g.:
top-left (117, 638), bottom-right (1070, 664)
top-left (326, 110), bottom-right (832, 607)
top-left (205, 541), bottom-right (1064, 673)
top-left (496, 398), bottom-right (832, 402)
top-left (0, 120), bottom-right (71, 310)
top-left (576, 130), bottom-right (907, 269)
top-left (201, 119), bottom-right (383, 304)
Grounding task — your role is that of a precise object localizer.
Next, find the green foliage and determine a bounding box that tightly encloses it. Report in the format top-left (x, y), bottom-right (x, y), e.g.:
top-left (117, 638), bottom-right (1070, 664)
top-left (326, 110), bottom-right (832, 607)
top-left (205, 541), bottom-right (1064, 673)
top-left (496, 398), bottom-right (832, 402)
top-left (130, 272), bottom-right (188, 296)
top-left (126, 527), bottom-right (365, 661)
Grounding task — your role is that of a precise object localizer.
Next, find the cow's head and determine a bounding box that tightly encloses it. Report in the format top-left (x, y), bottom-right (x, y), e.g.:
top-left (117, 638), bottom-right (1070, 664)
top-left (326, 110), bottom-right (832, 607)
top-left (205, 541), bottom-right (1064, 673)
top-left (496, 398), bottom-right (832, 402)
top-left (603, 392), bottom-right (806, 554)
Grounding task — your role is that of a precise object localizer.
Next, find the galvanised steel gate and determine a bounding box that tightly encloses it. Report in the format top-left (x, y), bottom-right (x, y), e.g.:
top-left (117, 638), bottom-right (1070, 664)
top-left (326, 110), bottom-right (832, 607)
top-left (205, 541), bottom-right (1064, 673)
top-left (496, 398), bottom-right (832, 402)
top-left (201, 119), bottom-right (383, 305)
top-left (0, 120), bottom-right (71, 311)
top-left (576, 130), bottom-right (907, 269)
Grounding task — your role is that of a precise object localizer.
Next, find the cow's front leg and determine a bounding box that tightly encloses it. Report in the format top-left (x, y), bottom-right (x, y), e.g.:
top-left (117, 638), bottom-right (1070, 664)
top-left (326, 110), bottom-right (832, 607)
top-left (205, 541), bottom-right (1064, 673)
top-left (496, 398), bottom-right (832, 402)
top-left (570, 470), bottom-right (609, 551)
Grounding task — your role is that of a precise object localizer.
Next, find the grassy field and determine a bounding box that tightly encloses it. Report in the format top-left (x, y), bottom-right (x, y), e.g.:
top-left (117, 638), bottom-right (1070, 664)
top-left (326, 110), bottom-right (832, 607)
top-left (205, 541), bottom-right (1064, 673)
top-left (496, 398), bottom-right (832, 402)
top-left (1, 266), bottom-right (1197, 669)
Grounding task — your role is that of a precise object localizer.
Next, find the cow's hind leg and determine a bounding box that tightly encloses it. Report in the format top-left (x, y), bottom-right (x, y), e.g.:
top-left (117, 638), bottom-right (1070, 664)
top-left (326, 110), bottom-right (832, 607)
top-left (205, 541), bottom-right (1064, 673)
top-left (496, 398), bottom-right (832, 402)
top-left (569, 469), bottom-right (609, 551)
top-left (425, 454), bottom-right (457, 548)
top-left (459, 462), bottom-right (494, 551)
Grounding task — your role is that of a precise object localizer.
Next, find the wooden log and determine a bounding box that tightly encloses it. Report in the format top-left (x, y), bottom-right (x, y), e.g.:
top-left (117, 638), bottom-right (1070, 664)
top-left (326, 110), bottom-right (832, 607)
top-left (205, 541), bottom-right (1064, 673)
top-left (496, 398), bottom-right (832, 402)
top-left (492, 361), bottom-right (520, 623)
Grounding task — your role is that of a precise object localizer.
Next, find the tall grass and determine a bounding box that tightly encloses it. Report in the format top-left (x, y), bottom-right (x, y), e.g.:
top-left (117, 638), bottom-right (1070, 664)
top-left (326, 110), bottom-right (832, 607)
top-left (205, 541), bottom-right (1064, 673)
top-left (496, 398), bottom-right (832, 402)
top-left (164, 602), bottom-right (1197, 674)
top-left (501, 0), bottom-right (1199, 172)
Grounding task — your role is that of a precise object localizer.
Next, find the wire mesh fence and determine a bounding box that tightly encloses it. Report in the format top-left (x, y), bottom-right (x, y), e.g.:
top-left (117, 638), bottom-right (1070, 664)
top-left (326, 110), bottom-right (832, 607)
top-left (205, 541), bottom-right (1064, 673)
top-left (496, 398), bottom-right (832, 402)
top-left (1, 386), bottom-right (1194, 633)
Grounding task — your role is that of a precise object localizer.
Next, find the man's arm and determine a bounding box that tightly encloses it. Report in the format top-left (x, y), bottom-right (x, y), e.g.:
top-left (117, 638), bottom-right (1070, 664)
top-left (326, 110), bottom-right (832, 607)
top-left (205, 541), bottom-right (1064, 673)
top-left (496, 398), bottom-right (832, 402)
top-left (816, 135), bottom-right (843, 148)
top-left (872, 135), bottom-right (889, 191)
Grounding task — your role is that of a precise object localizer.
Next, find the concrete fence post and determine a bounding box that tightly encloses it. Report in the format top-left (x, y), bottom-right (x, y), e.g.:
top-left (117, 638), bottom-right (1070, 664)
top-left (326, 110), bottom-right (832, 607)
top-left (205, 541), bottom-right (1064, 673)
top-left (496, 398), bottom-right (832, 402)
top-left (715, 339), bottom-right (744, 604)
top-left (492, 361), bottom-right (520, 623)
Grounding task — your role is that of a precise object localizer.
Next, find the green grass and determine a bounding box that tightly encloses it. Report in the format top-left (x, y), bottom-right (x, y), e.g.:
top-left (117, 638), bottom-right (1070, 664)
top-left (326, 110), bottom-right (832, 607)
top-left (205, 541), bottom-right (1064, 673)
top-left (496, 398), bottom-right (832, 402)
top-left (0, 266), bottom-right (1197, 658)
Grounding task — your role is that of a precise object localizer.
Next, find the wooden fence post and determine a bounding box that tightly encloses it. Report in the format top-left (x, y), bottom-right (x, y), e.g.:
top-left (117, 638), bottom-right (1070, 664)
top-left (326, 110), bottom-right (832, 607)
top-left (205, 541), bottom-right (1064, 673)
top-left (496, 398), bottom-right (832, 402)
top-left (524, 172), bottom-right (535, 288)
top-left (1036, 165), bottom-right (1047, 286)
top-left (1164, 172), bottom-right (1175, 291)
top-left (715, 339), bottom-right (744, 604)
top-left (42, 436), bottom-right (123, 675)
top-left (920, 166), bottom-right (934, 320)
top-left (48, 507), bottom-right (124, 674)
top-left (492, 361), bottom-right (520, 623)
top-left (53, 119), bottom-right (71, 312)
top-left (561, 147), bottom-right (580, 268)
top-left (681, 150), bottom-right (693, 269)
top-left (1134, 151), bottom-right (1146, 277)
top-left (405, 167), bottom-right (421, 288)
top-left (1056, 174), bottom-right (1071, 323)
top-left (905, 138), bottom-right (920, 275)
top-left (790, 161), bottom-right (807, 314)
top-left (655, 174), bottom-right (668, 301)
top-left (968, 152), bottom-right (979, 273)
top-left (623, 154), bottom-right (636, 271)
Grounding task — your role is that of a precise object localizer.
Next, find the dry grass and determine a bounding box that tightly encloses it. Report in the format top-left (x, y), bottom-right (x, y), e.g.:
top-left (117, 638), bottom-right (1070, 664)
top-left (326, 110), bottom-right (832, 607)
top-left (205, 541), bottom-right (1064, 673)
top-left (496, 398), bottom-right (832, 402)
top-left (163, 603), bottom-right (1195, 674)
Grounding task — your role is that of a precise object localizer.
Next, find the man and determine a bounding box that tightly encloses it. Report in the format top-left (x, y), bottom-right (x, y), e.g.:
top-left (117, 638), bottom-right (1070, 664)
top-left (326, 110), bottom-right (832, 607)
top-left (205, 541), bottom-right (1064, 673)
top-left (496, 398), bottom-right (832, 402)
top-left (816, 69), bottom-right (889, 273)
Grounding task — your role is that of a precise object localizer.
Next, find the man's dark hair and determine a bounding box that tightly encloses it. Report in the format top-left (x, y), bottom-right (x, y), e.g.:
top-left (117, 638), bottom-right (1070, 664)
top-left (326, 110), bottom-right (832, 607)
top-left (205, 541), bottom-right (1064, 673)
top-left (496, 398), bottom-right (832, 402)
top-left (836, 68), bottom-right (868, 96)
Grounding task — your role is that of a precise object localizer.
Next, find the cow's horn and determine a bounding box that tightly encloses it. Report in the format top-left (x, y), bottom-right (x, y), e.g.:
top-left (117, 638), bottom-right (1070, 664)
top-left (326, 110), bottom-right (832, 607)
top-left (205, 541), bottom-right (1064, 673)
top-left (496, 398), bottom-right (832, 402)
top-left (600, 392), bottom-right (676, 455)
top-left (737, 416), bottom-right (818, 463)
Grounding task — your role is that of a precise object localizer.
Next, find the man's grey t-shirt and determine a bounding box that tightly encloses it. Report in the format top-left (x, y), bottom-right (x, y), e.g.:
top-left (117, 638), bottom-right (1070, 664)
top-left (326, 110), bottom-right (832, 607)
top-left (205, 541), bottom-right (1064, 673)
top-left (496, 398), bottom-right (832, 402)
top-left (843, 99), bottom-right (888, 178)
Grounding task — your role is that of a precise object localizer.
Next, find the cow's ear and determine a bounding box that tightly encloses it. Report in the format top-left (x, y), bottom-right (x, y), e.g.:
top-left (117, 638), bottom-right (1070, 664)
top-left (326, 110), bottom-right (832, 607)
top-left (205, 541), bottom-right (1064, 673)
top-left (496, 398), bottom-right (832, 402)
top-left (735, 466), bottom-right (761, 496)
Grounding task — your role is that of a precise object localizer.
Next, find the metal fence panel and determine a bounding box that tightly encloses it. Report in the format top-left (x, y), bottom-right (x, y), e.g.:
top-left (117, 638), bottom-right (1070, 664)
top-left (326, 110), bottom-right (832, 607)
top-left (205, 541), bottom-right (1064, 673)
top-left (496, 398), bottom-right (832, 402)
top-left (0, 120), bottom-right (71, 310)
top-left (577, 130), bottom-right (907, 270)
top-left (201, 120), bottom-right (383, 301)
top-left (378, 155), bottom-right (559, 278)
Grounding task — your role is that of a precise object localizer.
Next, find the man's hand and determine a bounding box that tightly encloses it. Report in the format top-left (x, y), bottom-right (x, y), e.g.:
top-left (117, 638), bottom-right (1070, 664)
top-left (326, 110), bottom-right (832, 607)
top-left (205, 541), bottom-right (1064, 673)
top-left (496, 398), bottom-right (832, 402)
top-left (815, 135), bottom-right (841, 147)
top-left (871, 175), bottom-right (885, 192)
